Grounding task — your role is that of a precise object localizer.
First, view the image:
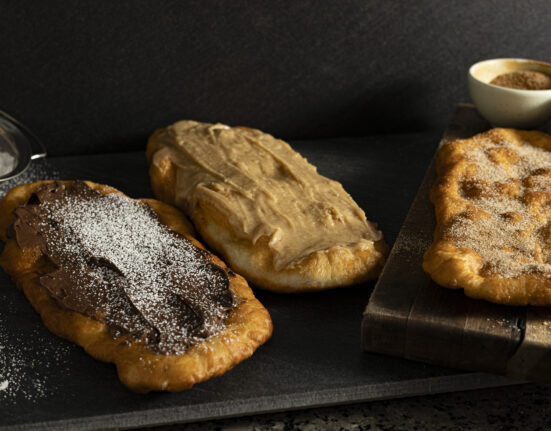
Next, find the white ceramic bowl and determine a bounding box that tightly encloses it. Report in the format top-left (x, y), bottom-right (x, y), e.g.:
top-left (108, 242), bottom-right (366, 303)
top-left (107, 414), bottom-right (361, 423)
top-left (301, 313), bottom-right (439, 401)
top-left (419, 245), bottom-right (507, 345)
top-left (468, 58), bottom-right (551, 129)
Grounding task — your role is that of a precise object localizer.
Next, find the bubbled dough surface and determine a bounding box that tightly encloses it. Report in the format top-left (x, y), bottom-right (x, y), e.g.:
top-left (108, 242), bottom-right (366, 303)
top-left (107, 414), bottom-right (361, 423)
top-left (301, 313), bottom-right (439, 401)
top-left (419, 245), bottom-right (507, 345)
top-left (423, 128), bottom-right (551, 306)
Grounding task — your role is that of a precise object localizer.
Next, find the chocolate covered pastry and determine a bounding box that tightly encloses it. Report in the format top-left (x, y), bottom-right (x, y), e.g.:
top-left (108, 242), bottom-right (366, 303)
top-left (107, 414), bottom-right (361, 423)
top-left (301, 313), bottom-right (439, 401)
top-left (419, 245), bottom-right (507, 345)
top-left (0, 180), bottom-right (272, 392)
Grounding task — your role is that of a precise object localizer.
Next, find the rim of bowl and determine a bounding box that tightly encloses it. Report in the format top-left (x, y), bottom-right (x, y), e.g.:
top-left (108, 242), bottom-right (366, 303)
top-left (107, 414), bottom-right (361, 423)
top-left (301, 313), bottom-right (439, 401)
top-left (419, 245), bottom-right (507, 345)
top-left (469, 58), bottom-right (551, 94)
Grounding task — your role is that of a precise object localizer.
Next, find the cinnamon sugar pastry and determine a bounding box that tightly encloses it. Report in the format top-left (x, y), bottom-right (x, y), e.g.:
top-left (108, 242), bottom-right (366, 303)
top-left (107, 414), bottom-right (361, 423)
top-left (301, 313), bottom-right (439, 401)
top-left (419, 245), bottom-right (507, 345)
top-left (0, 180), bottom-right (272, 392)
top-left (423, 128), bottom-right (551, 305)
top-left (146, 121), bottom-right (387, 293)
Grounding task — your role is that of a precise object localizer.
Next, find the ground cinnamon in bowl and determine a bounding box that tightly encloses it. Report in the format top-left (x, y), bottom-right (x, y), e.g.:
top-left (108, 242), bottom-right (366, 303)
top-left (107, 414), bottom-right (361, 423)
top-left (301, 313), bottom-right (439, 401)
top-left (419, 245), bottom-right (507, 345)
top-left (490, 70), bottom-right (551, 90)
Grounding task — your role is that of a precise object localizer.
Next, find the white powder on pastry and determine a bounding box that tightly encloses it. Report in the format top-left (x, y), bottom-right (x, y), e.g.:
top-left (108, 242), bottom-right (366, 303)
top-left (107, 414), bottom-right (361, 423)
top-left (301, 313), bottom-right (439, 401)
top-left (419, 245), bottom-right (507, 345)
top-left (448, 131), bottom-right (551, 277)
top-left (36, 183), bottom-right (232, 354)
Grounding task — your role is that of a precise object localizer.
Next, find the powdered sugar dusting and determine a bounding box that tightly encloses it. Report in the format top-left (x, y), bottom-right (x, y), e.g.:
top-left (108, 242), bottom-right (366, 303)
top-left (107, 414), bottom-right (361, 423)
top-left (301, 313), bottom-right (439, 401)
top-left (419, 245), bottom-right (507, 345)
top-left (34, 182), bottom-right (233, 354)
top-left (447, 132), bottom-right (551, 277)
top-left (0, 313), bottom-right (71, 403)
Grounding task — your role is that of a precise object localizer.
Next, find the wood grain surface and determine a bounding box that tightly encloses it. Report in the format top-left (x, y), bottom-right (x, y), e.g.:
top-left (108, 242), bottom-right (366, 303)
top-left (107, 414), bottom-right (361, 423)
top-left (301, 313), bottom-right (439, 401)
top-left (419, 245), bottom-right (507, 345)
top-left (363, 103), bottom-right (551, 382)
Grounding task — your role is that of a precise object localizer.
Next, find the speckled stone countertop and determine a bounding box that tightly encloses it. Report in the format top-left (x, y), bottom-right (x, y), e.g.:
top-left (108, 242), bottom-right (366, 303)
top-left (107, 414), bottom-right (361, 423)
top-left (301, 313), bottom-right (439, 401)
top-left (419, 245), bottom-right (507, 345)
top-left (143, 383), bottom-right (550, 430)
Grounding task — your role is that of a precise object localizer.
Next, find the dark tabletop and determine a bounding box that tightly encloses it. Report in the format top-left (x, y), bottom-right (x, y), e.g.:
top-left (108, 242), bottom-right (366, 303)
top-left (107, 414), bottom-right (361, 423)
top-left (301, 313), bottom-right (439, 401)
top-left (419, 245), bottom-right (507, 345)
top-left (147, 383), bottom-right (551, 430)
top-left (0, 129), bottom-right (524, 431)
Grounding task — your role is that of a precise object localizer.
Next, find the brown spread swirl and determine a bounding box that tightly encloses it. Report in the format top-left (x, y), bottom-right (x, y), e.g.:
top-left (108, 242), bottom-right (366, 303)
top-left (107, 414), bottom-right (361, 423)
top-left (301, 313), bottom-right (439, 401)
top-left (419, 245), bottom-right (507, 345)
top-left (10, 181), bottom-right (234, 355)
top-left (151, 121), bottom-right (384, 270)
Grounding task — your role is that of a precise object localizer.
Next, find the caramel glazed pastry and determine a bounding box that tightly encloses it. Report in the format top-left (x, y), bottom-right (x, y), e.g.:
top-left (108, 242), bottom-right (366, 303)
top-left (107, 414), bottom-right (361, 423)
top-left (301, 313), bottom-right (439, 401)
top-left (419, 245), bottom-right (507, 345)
top-left (424, 128), bottom-right (551, 306)
top-left (0, 180), bottom-right (272, 393)
top-left (147, 121), bottom-right (388, 293)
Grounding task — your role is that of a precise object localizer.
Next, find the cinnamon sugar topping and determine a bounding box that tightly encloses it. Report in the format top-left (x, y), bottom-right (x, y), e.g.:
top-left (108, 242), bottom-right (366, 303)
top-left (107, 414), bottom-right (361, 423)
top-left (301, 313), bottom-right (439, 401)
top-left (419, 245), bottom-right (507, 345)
top-left (446, 132), bottom-right (551, 278)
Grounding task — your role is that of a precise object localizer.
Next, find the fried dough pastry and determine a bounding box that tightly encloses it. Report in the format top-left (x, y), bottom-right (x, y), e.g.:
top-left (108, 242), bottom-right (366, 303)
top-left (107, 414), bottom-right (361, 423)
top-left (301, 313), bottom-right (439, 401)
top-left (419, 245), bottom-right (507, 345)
top-left (146, 121), bottom-right (387, 293)
top-left (0, 180), bottom-right (273, 393)
top-left (423, 128), bottom-right (551, 305)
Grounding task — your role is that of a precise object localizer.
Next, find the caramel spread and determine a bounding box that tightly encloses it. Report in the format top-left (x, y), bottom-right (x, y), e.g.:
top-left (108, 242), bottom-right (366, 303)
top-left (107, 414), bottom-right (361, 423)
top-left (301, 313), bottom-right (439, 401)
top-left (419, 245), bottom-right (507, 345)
top-left (152, 121), bottom-right (383, 270)
top-left (10, 181), bottom-right (234, 355)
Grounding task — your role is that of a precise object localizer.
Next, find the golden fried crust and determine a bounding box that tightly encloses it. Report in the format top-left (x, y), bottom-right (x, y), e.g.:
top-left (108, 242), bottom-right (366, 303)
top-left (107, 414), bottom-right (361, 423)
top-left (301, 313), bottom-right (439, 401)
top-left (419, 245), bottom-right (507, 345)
top-left (146, 130), bottom-right (388, 293)
top-left (423, 128), bottom-right (551, 305)
top-left (0, 180), bottom-right (273, 393)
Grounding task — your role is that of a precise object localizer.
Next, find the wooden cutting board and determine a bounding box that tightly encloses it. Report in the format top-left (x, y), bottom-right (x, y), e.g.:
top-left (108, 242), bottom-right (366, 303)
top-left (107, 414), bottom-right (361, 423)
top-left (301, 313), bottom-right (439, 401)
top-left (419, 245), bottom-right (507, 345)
top-left (362, 103), bottom-right (551, 383)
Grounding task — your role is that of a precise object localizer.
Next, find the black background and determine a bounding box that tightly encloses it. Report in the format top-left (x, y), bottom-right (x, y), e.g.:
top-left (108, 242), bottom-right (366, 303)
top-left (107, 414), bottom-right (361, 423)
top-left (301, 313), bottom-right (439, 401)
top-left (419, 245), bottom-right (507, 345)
top-left (1, 0), bottom-right (550, 156)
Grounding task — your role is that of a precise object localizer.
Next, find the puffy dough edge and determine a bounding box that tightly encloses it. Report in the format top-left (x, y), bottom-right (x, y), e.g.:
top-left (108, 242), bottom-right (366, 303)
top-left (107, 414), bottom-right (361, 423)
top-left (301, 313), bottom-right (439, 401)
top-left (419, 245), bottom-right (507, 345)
top-left (422, 128), bottom-right (551, 306)
top-left (0, 180), bottom-right (273, 393)
top-left (146, 132), bottom-right (388, 293)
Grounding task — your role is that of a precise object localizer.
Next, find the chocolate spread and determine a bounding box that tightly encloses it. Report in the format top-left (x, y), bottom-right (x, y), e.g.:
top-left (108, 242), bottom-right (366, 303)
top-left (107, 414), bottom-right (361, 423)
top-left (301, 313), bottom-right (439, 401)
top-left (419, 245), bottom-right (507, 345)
top-left (10, 181), bottom-right (234, 355)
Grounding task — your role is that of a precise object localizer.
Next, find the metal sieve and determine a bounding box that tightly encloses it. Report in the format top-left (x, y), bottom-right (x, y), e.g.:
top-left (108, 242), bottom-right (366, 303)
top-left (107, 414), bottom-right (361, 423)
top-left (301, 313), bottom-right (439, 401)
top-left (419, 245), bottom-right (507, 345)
top-left (0, 110), bottom-right (47, 182)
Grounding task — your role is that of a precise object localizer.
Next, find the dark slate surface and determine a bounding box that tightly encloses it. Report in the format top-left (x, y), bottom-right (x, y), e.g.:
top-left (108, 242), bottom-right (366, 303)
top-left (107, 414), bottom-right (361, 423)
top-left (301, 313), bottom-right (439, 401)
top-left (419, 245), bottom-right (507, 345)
top-left (1, 1), bottom-right (551, 156)
top-left (0, 134), bottom-right (516, 431)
